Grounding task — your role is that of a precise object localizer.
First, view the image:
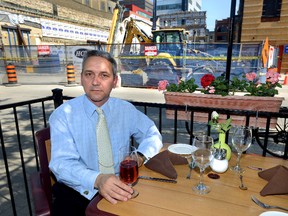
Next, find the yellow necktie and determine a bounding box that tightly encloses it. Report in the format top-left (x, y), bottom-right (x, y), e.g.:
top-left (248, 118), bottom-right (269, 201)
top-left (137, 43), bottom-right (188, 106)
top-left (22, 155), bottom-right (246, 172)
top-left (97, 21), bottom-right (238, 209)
top-left (96, 107), bottom-right (114, 174)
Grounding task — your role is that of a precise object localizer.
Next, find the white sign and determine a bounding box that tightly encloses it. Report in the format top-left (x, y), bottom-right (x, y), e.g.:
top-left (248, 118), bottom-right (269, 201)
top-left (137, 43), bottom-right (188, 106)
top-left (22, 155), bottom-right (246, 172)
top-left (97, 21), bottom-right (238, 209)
top-left (268, 46), bottom-right (274, 68)
top-left (40, 18), bottom-right (109, 42)
top-left (144, 46), bottom-right (157, 56)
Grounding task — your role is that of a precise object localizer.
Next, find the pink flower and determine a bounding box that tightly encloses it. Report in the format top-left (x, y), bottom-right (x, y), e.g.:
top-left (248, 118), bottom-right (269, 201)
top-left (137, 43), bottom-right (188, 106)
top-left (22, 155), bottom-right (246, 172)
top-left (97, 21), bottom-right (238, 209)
top-left (208, 86), bottom-right (215, 94)
top-left (246, 72), bottom-right (257, 81)
top-left (266, 70), bottom-right (280, 84)
top-left (158, 80), bottom-right (169, 91)
top-left (205, 86), bottom-right (215, 94)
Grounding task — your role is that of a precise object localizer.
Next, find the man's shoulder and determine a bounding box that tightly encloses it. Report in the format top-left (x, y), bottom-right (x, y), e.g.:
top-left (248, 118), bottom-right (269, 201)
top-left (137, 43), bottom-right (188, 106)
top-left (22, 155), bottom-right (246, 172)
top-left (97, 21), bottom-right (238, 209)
top-left (53, 95), bottom-right (85, 112)
top-left (109, 97), bottom-right (134, 108)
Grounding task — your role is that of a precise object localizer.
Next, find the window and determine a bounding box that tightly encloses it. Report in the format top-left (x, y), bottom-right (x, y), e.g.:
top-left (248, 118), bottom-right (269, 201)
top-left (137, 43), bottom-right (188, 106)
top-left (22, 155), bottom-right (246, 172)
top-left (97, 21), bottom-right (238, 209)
top-left (182, 19), bottom-right (186, 25)
top-left (100, 1), bottom-right (105, 11)
top-left (261, 0), bottom-right (282, 22)
top-left (52, 4), bottom-right (58, 16)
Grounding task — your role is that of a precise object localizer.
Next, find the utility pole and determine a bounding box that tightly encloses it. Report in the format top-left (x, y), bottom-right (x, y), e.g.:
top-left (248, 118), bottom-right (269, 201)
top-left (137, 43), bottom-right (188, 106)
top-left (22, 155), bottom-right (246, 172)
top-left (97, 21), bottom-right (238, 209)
top-left (225, 0), bottom-right (237, 83)
top-left (152, 0), bottom-right (157, 30)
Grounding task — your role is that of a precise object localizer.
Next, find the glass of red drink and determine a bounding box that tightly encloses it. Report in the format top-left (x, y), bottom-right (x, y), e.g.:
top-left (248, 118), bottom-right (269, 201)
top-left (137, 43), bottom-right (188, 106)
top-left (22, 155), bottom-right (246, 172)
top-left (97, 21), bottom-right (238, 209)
top-left (119, 146), bottom-right (139, 198)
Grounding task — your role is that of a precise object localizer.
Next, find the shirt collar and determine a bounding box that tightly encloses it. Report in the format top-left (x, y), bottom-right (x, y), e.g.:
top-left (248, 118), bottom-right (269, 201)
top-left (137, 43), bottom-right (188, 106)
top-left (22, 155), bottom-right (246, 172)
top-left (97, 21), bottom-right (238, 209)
top-left (83, 94), bottom-right (111, 117)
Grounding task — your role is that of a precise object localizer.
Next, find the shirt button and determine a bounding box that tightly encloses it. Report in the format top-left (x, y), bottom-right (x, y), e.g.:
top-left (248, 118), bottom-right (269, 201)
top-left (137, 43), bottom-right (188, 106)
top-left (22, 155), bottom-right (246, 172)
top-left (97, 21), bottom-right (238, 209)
top-left (84, 191), bottom-right (89, 195)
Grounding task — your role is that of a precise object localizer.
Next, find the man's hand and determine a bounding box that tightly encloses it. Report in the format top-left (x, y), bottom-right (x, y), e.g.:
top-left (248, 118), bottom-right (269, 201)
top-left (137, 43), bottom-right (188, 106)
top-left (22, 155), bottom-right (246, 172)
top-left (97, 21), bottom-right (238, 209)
top-left (95, 174), bottom-right (133, 204)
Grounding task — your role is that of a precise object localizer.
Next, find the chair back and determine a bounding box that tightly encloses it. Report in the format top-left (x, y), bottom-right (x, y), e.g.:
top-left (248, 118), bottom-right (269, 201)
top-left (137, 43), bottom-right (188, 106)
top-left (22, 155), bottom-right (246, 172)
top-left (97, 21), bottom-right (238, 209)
top-left (35, 127), bottom-right (53, 208)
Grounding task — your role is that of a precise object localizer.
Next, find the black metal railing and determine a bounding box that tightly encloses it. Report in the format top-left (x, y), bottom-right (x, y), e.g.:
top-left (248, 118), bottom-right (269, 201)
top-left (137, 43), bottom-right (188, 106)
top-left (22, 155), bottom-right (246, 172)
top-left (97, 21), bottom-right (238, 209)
top-left (0, 89), bottom-right (287, 216)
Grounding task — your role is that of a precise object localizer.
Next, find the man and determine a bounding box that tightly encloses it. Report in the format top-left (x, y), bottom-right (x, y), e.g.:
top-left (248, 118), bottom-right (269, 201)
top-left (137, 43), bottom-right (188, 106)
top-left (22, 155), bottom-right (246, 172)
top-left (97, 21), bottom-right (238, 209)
top-left (49, 50), bottom-right (163, 215)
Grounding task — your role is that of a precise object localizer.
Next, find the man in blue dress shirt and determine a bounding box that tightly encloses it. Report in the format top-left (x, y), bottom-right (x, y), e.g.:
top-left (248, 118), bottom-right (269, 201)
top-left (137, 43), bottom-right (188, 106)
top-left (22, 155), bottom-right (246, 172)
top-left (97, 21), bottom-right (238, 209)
top-left (49, 50), bottom-right (163, 215)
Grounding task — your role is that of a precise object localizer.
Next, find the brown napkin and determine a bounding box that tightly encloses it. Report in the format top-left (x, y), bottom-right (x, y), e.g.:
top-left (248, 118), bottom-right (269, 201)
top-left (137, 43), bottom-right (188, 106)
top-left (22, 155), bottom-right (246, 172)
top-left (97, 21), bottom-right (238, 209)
top-left (144, 150), bottom-right (188, 179)
top-left (258, 165), bottom-right (288, 196)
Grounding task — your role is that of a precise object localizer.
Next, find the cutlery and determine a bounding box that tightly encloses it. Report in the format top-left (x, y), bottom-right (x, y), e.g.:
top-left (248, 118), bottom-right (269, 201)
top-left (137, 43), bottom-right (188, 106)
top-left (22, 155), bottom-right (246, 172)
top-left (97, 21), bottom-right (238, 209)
top-left (239, 174), bottom-right (247, 190)
top-left (247, 166), bottom-right (263, 171)
top-left (251, 195), bottom-right (288, 211)
top-left (138, 176), bottom-right (177, 183)
top-left (186, 160), bottom-right (196, 179)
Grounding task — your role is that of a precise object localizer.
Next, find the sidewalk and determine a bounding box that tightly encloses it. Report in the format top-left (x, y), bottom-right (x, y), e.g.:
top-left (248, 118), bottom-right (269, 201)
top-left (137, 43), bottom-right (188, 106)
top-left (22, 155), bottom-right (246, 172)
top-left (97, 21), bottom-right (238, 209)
top-left (0, 84), bottom-right (287, 106)
top-left (0, 84), bottom-right (165, 105)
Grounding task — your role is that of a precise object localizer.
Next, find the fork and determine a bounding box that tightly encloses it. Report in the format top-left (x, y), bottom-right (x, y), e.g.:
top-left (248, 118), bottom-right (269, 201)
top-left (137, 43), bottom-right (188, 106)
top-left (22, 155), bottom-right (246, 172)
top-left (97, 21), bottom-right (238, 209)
top-left (186, 160), bottom-right (196, 179)
top-left (251, 195), bottom-right (288, 211)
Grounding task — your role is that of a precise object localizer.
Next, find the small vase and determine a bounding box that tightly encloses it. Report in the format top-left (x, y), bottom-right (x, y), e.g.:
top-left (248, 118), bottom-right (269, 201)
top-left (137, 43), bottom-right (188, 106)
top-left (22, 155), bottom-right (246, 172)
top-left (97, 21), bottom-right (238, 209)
top-left (213, 133), bottom-right (231, 160)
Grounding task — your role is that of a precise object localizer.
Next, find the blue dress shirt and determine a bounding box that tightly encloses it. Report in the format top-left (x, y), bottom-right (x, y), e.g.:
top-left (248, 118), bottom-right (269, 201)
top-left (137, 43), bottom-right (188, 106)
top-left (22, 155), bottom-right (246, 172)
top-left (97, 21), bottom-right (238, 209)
top-left (49, 94), bottom-right (163, 200)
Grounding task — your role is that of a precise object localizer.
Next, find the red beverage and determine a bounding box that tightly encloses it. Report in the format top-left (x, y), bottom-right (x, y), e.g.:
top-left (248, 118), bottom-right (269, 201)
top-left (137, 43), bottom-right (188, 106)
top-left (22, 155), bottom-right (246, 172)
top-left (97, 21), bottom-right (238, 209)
top-left (120, 159), bottom-right (138, 185)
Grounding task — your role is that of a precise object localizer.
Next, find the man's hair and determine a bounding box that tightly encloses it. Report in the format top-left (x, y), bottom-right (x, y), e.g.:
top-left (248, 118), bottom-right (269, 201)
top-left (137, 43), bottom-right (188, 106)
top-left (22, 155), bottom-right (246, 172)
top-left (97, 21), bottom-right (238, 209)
top-left (82, 50), bottom-right (117, 76)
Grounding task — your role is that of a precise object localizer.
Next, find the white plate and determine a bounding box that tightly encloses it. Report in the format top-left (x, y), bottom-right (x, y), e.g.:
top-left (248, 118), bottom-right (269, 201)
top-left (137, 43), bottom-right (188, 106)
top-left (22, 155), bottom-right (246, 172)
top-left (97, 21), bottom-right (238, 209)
top-left (260, 211), bottom-right (288, 216)
top-left (168, 144), bottom-right (197, 155)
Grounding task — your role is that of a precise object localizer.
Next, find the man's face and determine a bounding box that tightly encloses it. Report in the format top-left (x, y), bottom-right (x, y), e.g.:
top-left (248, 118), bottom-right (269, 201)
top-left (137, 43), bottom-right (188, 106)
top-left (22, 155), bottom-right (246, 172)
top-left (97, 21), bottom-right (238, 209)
top-left (81, 56), bottom-right (118, 107)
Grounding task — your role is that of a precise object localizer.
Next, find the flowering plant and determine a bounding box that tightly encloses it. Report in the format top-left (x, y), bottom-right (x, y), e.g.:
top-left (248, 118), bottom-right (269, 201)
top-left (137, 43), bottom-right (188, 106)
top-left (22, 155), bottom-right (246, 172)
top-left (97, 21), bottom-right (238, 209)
top-left (209, 111), bottom-right (232, 134)
top-left (158, 68), bottom-right (282, 97)
top-left (201, 74), bottom-right (230, 96)
top-left (240, 69), bottom-right (282, 97)
top-left (158, 78), bottom-right (198, 93)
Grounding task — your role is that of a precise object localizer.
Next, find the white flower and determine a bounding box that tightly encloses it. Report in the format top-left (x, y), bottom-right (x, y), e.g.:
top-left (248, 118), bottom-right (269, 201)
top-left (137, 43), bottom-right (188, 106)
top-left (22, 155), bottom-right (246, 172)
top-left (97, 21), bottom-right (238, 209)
top-left (212, 111), bottom-right (219, 120)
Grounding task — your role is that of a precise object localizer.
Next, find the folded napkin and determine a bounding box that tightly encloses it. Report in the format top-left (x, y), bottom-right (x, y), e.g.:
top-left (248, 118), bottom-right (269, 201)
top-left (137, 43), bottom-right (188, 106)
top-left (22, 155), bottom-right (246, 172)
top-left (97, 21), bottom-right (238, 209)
top-left (258, 165), bottom-right (288, 196)
top-left (144, 150), bottom-right (188, 179)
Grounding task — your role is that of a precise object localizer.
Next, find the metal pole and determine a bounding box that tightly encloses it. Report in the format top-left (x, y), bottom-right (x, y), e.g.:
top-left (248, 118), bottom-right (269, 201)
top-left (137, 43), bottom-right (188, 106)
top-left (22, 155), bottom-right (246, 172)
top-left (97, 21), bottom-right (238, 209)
top-left (152, 0), bottom-right (157, 30)
top-left (225, 0), bottom-right (237, 82)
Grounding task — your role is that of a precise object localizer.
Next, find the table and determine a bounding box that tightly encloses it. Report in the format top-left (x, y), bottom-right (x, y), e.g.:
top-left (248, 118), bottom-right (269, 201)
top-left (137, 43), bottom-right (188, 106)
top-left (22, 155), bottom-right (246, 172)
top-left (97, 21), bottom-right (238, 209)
top-left (86, 154), bottom-right (288, 216)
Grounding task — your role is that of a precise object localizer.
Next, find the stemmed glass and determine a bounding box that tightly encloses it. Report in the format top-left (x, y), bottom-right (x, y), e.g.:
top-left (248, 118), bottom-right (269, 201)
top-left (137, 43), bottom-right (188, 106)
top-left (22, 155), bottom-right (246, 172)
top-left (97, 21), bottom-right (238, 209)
top-left (230, 126), bottom-right (253, 173)
top-left (119, 146), bottom-right (139, 198)
top-left (192, 135), bottom-right (214, 194)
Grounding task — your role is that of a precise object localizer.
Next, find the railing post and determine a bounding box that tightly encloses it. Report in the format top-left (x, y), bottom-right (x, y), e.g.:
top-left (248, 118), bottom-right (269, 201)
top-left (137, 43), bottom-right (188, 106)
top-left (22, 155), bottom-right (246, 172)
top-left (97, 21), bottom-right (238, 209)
top-left (52, 88), bottom-right (63, 108)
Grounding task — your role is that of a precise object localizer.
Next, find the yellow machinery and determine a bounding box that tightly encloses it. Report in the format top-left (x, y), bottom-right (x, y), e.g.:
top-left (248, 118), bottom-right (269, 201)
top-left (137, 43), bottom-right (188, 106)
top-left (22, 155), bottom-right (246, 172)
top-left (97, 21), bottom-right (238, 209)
top-left (107, 2), bottom-right (189, 86)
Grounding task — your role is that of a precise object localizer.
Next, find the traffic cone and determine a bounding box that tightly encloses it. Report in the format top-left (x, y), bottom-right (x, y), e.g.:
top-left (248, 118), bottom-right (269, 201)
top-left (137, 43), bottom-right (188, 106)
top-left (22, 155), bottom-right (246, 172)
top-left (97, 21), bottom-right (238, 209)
top-left (4, 63), bottom-right (20, 86)
top-left (65, 63), bottom-right (78, 86)
top-left (284, 72), bottom-right (288, 85)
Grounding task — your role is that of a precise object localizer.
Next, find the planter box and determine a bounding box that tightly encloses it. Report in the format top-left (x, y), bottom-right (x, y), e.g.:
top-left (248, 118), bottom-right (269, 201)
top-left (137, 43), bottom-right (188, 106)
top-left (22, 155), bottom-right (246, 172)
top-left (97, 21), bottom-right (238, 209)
top-left (164, 92), bottom-right (284, 128)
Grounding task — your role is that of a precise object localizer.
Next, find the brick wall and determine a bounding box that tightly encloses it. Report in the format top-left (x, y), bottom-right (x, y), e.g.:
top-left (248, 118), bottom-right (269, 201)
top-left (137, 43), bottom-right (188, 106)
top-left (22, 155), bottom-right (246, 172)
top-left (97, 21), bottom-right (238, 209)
top-left (1, 0), bottom-right (113, 30)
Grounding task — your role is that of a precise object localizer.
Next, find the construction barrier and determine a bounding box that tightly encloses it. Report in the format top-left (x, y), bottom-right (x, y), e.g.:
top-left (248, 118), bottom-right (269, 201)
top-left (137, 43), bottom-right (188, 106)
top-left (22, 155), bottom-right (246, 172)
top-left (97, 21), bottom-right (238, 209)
top-left (66, 63), bottom-right (76, 85)
top-left (6, 63), bottom-right (18, 84)
top-left (284, 72), bottom-right (288, 85)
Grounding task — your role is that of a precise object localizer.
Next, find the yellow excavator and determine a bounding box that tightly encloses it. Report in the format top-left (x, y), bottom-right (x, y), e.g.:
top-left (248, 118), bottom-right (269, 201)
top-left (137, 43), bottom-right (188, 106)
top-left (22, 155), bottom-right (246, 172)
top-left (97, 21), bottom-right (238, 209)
top-left (107, 2), bottom-right (189, 86)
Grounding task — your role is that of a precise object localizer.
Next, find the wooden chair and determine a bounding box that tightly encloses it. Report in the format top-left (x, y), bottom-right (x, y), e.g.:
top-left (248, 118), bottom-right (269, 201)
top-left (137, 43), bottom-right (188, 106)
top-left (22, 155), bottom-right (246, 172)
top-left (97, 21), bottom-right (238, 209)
top-left (30, 127), bottom-right (104, 215)
top-left (30, 127), bottom-right (54, 216)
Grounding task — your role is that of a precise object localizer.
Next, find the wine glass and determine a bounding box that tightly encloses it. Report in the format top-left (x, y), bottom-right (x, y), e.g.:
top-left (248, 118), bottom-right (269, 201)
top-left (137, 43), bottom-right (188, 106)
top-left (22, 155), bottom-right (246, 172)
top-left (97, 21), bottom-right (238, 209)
top-left (192, 135), bottom-right (214, 194)
top-left (230, 126), bottom-right (253, 173)
top-left (119, 146), bottom-right (139, 198)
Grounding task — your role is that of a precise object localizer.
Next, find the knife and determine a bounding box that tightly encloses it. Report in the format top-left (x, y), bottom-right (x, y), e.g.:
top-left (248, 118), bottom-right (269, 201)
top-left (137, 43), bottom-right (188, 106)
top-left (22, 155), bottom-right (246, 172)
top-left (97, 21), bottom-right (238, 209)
top-left (247, 166), bottom-right (263, 171)
top-left (138, 176), bottom-right (177, 183)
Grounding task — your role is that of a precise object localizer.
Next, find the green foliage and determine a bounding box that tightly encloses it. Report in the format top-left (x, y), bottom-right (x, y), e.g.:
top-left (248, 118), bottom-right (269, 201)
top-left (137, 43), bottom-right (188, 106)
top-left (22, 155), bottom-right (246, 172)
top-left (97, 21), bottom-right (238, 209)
top-left (244, 82), bottom-right (281, 97)
top-left (209, 114), bottom-right (232, 134)
top-left (201, 76), bottom-right (230, 96)
top-left (160, 70), bottom-right (282, 97)
top-left (229, 76), bottom-right (247, 94)
top-left (166, 78), bottom-right (198, 93)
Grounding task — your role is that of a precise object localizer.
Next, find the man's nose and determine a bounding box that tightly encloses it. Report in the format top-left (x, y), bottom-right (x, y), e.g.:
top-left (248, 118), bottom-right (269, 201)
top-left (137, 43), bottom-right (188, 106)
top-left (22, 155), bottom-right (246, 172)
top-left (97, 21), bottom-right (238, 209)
top-left (92, 75), bottom-right (101, 85)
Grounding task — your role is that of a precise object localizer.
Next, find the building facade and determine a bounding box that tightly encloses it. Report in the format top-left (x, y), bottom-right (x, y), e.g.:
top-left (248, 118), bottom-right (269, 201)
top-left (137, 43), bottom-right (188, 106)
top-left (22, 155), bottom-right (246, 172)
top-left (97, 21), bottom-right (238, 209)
top-left (0, 0), bottom-right (116, 46)
top-left (123, 4), bottom-right (152, 21)
top-left (241, 0), bottom-right (288, 74)
top-left (156, 0), bottom-right (202, 16)
top-left (120, 0), bottom-right (153, 13)
top-left (158, 10), bottom-right (206, 42)
top-left (214, 17), bottom-right (241, 43)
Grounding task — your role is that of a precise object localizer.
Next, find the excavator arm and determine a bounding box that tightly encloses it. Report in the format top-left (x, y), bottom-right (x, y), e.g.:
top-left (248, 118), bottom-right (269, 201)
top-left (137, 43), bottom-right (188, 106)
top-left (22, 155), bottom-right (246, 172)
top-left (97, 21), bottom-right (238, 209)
top-left (121, 18), bottom-right (153, 54)
top-left (107, 2), bottom-right (124, 53)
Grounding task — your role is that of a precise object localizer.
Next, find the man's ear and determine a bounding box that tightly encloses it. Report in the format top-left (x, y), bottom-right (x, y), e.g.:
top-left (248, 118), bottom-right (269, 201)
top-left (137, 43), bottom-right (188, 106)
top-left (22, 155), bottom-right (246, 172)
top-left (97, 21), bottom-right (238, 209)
top-left (113, 75), bottom-right (119, 88)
